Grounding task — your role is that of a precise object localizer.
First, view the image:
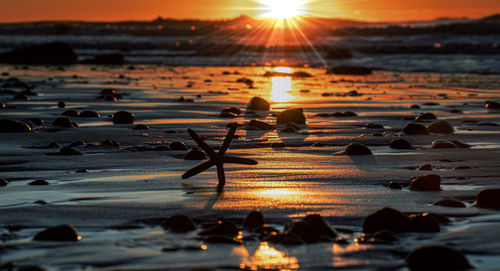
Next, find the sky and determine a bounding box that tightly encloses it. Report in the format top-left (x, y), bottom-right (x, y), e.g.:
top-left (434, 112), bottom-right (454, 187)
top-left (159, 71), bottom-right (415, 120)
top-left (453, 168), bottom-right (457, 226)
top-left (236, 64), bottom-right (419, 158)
top-left (0, 0), bottom-right (499, 22)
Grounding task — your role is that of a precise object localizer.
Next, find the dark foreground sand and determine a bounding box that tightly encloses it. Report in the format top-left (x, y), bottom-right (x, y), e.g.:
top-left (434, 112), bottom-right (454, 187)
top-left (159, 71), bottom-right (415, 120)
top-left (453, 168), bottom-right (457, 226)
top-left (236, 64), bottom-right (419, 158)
top-left (1, 65), bottom-right (500, 270)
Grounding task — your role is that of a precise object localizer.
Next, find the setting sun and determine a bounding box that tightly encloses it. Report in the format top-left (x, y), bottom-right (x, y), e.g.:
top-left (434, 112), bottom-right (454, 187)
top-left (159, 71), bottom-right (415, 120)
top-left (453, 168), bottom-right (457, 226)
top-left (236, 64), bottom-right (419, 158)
top-left (260, 0), bottom-right (306, 19)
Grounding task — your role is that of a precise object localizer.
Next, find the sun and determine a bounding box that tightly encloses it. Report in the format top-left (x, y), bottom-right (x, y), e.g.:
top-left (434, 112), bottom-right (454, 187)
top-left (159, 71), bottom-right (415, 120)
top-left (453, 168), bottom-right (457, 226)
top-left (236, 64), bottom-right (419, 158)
top-left (260, 0), bottom-right (306, 19)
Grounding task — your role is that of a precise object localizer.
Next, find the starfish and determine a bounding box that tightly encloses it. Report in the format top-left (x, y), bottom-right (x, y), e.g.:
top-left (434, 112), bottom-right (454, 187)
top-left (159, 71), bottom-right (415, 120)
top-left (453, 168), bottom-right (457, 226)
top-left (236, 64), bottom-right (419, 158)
top-left (182, 125), bottom-right (258, 192)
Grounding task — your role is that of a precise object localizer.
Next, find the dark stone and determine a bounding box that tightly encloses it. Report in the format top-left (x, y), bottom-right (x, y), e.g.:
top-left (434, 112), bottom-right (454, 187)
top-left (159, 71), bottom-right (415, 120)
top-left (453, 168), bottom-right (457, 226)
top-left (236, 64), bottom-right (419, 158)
top-left (133, 124), bottom-right (150, 130)
top-left (326, 66), bottom-right (373, 75)
top-left (33, 225), bottom-right (80, 241)
top-left (27, 118), bottom-right (43, 126)
top-left (476, 189), bottom-right (500, 209)
top-left (302, 214), bottom-right (338, 241)
top-left (343, 111), bottom-right (358, 117)
top-left (248, 120), bottom-right (275, 130)
top-left (243, 210), bottom-right (265, 230)
top-left (59, 146), bottom-right (83, 155)
top-left (277, 109), bottom-right (306, 124)
top-left (62, 110), bottom-right (80, 117)
top-left (410, 174), bottom-right (441, 191)
top-left (161, 214), bottom-right (196, 233)
top-left (415, 113), bottom-right (437, 121)
top-left (425, 213), bottom-right (451, 224)
top-left (406, 246), bottom-right (472, 271)
top-left (81, 53), bottom-right (125, 65)
top-left (28, 179), bottom-right (49, 186)
top-left (219, 111), bottom-right (238, 118)
top-left (366, 123), bottom-right (384, 129)
top-left (0, 42), bottom-right (77, 65)
top-left (434, 198), bottom-right (466, 208)
top-left (0, 119), bottom-right (31, 132)
top-left (247, 97), bottom-right (270, 111)
top-left (200, 221), bottom-right (238, 237)
top-left (451, 140), bottom-right (470, 148)
top-left (184, 150), bottom-right (206, 160)
top-left (411, 214), bottom-right (440, 233)
top-left (79, 110), bottom-right (100, 118)
top-left (76, 169), bottom-right (89, 173)
top-left (53, 117), bottom-right (78, 128)
top-left (363, 207), bottom-right (414, 233)
top-left (418, 164), bottom-right (432, 170)
top-left (427, 120), bottom-right (454, 134)
top-left (365, 230), bottom-right (398, 243)
top-left (409, 104), bottom-right (421, 109)
top-left (0, 178), bottom-right (8, 186)
top-left (485, 101), bottom-right (500, 109)
top-left (100, 88), bottom-right (116, 96)
top-left (112, 111), bottom-right (134, 124)
top-left (390, 139), bottom-right (413, 149)
top-left (402, 123), bottom-right (429, 135)
top-left (203, 235), bottom-right (241, 244)
top-left (57, 101), bottom-right (66, 108)
top-left (431, 140), bottom-right (457, 149)
top-left (236, 77), bottom-right (254, 87)
top-left (13, 93), bottom-right (29, 100)
top-left (0, 102), bottom-right (5, 109)
top-left (284, 221), bottom-right (312, 243)
top-left (292, 71), bottom-right (313, 78)
top-left (388, 182), bottom-right (402, 190)
top-left (222, 107), bottom-right (241, 115)
top-left (450, 109), bottom-right (463, 114)
top-left (270, 142), bottom-right (286, 148)
top-left (343, 143), bottom-right (372, 155)
top-left (280, 125), bottom-right (297, 133)
top-left (169, 141), bottom-right (188, 151)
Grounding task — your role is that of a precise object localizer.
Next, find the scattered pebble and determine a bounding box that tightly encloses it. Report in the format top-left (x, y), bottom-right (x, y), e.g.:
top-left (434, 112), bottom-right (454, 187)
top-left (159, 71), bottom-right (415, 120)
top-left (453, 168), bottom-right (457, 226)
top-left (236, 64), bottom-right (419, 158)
top-left (342, 143), bottom-right (372, 155)
top-left (59, 146), bottom-right (83, 155)
top-left (406, 245), bottom-right (472, 271)
top-left (415, 113), bottom-right (437, 121)
top-left (169, 141), bottom-right (188, 151)
top-left (57, 101), bottom-right (66, 108)
top-left (390, 138), bottom-right (413, 149)
top-left (402, 123), bottom-right (429, 135)
top-left (133, 124), bottom-right (150, 130)
top-left (112, 111), bottom-right (134, 124)
top-left (243, 210), bottom-right (265, 230)
top-left (418, 164), bottom-right (432, 170)
top-left (33, 225), bottom-right (80, 241)
top-left (28, 179), bottom-right (49, 186)
top-left (0, 178), bottom-right (8, 186)
top-left (363, 207), bottom-right (414, 233)
top-left (161, 214), bottom-right (196, 233)
top-left (388, 181), bottom-right (402, 190)
top-left (431, 140), bottom-right (457, 149)
top-left (476, 189), bottom-right (500, 209)
top-left (0, 119), bottom-right (31, 132)
top-left (433, 198), bottom-right (466, 208)
top-left (80, 110), bottom-right (100, 118)
top-left (410, 214), bottom-right (440, 232)
top-left (248, 120), bottom-right (274, 130)
top-left (277, 109), bottom-right (306, 124)
top-left (52, 117), bottom-right (78, 128)
top-left (184, 150), bottom-right (206, 160)
top-left (427, 120), bottom-right (454, 134)
top-left (61, 110), bottom-right (80, 117)
top-left (410, 174), bottom-right (441, 191)
top-left (366, 123), bottom-right (384, 129)
top-left (247, 97), bottom-right (270, 111)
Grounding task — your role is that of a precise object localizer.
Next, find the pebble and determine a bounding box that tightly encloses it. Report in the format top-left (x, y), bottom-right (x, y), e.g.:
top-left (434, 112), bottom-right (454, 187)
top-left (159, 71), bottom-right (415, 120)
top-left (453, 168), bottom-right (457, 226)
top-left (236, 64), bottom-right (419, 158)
top-left (161, 214), bottom-right (196, 233)
top-left (485, 101), bottom-right (500, 109)
top-left (52, 117), bottom-right (78, 128)
top-left (243, 210), bottom-right (265, 230)
top-left (222, 107), bottom-right (241, 115)
top-left (363, 207), bottom-right (414, 233)
top-left (409, 104), bottom-right (421, 109)
top-left (27, 118), bottom-right (43, 126)
top-left (390, 138), bottom-right (413, 149)
top-left (410, 214), bottom-right (440, 232)
top-left (133, 124), bottom-right (150, 130)
top-left (415, 113), bottom-right (437, 121)
top-left (33, 225), bottom-right (80, 241)
top-left (402, 123), bottom-right (429, 135)
top-left (451, 140), bottom-right (470, 148)
top-left (0, 178), bottom-right (8, 186)
top-left (61, 110), bottom-right (80, 117)
top-left (410, 174), bottom-right (441, 191)
top-left (388, 181), bottom-right (402, 189)
top-left (476, 189), bottom-right (500, 209)
top-left (28, 179), bottom-right (49, 186)
top-left (184, 150), bottom-right (206, 160)
top-left (169, 141), bottom-right (188, 151)
top-left (302, 214), bottom-right (338, 242)
top-left (57, 101), bottom-right (66, 108)
top-left (427, 120), bottom-right (454, 134)
top-left (343, 143), bottom-right (372, 155)
top-left (0, 102), bottom-right (5, 109)
top-left (248, 120), bottom-right (275, 130)
top-left (76, 169), bottom-right (89, 173)
top-left (366, 123), bottom-right (384, 129)
top-left (200, 221), bottom-right (238, 237)
top-left (59, 146), bottom-right (83, 155)
top-left (406, 245), bottom-right (472, 271)
top-left (433, 198), bottom-right (466, 208)
top-left (219, 111), bottom-right (238, 118)
top-left (277, 109), bottom-right (306, 124)
top-left (112, 111), bottom-right (134, 124)
top-left (247, 97), bottom-right (270, 111)
top-left (431, 140), bottom-right (457, 149)
top-left (0, 119), bottom-right (32, 132)
top-left (79, 110), bottom-right (100, 118)
top-left (418, 164), bottom-right (432, 170)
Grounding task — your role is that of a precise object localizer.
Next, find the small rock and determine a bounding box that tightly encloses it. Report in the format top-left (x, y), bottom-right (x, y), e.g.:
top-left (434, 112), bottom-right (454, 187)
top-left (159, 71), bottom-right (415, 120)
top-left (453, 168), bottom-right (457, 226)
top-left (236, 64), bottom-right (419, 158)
top-left (200, 221), bottom-right (238, 237)
top-left (61, 110), bottom-right (80, 117)
top-left (79, 110), bottom-right (100, 118)
top-left (222, 107), bottom-right (241, 115)
top-left (427, 120), bottom-right (454, 134)
top-left (33, 225), bottom-right (80, 241)
top-left (184, 150), bottom-right (206, 160)
top-left (168, 141), bottom-right (187, 151)
top-left (410, 214), bottom-right (440, 232)
top-left (450, 109), bottom-right (462, 114)
top-left (343, 143), bottom-right (372, 155)
top-left (476, 189), bottom-right (500, 209)
top-left (13, 93), bottom-right (29, 101)
top-left (388, 182), bottom-right (402, 190)
top-left (112, 111), bottom-right (134, 124)
top-left (406, 245), bottom-right (472, 271)
top-left (302, 214), bottom-right (338, 241)
top-left (133, 124), bottom-right (150, 130)
top-left (451, 140), bottom-right (470, 148)
top-left (363, 207), bottom-right (414, 233)
top-left (409, 104), bottom-right (421, 109)
top-left (431, 140), bottom-right (457, 149)
top-left (219, 111), bottom-right (238, 118)
top-left (59, 146), bottom-right (83, 155)
top-left (366, 123), bottom-right (384, 129)
top-left (418, 164), bottom-right (432, 170)
top-left (57, 101), bottom-right (66, 108)
top-left (485, 101), bottom-right (500, 109)
top-left (415, 113), bottom-right (437, 121)
top-left (248, 120), bottom-right (274, 130)
top-left (0, 178), bottom-right (8, 186)
top-left (402, 123), bottom-right (429, 135)
top-left (161, 214), bottom-right (196, 233)
top-left (76, 169), bottom-right (89, 173)
top-left (28, 179), bottom-right (49, 186)
top-left (247, 97), bottom-right (270, 111)
top-left (53, 117), bottom-right (78, 128)
top-left (26, 118), bottom-right (43, 126)
top-left (277, 109), bottom-right (306, 124)
top-left (0, 119), bottom-right (31, 132)
top-left (410, 174), bottom-right (441, 191)
top-left (434, 198), bottom-right (466, 208)
top-left (243, 210), bottom-right (265, 230)
top-left (390, 138), bottom-right (413, 149)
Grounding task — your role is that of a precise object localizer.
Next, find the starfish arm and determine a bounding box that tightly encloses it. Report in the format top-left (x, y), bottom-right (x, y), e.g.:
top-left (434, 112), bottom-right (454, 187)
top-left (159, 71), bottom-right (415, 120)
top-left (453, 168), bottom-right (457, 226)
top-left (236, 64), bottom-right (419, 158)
top-left (219, 125), bottom-right (238, 156)
top-left (224, 156), bottom-right (258, 165)
top-left (187, 128), bottom-right (217, 157)
top-left (182, 160), bottom-right (215, 179)
top-left (216, 163), bottom-right (226, 188)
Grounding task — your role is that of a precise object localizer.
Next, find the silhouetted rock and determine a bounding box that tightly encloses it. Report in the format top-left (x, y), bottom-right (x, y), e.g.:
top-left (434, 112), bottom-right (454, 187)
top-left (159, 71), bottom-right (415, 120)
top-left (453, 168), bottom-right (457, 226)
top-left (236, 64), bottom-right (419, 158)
top-left (366, 123), bottom-right (384, 129)
top-left (59, 146), bottom-right (82, 155)
top-left (0, 119), bottom-right (31, 132)
top-left (0, 42), bottom-right (77, 65)
top-left (327, 66), bottom-right (373, 75)
top-left (184, 150), bottom-right (206, 160)
top-left (249, 120), bottom-right (274, 130)
top-left (434, 198), bottom-right (466, 208)
top-left (236, 77), bottom-right (254, 87)
top-left (27, 118), bottom-right (43, 126)
top-left (402, 123), bottom-right (429, 135)
top-left (200, 221), bottom-right (238, 237)
top-left (0, 178), bottom-right (8, 186)
top-left (451, 140), bottom-right (470, 148)
top-left (302, 214), bottom-right (338, 242)
top-left (79, 110), bottom-right (100, 118)
top-left (247, 97), bottom-right (270, 111)
top-left (476, 189), bottom-right (500, 209)
top-left (243, 210), bottom-right (265, 230)
top-left (81, 53), bottom-right (125, 65)
top-left (427, 120), bottom-right (454, 134)
top-left (57, 101), bottom-right (66, 108)
top-left (112, 111), bottom-right (134, 124)
top-left (485, 101), bottom-right (500, 109)
top-left (411, 214), bottom-right (440, 232)
top-left (388, 182), bottom-right (402, 190)
top-left (415, 113), bottom-right (437, 121)
top-left (363, 207), bottom-right (414, 233)
top-left (410, 174), bottom-right (441, 191)
top-left (133, 124), bottom-right (150, 130)
top-left (277, 109), bottom-right (306, 124)
top-left (169, 141), bottom-right (188, 151)
top-left (62, 110), bottom-right (80, 117)
top-left (418, 164), bottom-right (432, 170)
top-left (390, 138), bottom-right (413, 149)
top-left (431, 140), bottom-right (457, 149)
top-left (343, 143), bottom-right (372, 155)
top-left (13, 93), bottom-right (29, 101)
top-left (161, 214), bottom-right (196, 233)
top-left (409, 104), bottom-right (421, 109)
top-left (28, 179), bottom-right (49, 186)
top-left (33, 225), bottom-right (80, 241)
top-left (53, 117), bottom-right (78, 128)
top-left (406, 246), bottom-right (472, 271)
top-left (222, 107), bottom-right (241, 115)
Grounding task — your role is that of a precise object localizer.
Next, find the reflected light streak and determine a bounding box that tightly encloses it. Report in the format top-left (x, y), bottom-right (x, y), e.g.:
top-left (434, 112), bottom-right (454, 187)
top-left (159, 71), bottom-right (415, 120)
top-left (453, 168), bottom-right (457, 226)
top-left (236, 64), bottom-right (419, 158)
top-left (240, 242), bottom-right (300, 270)
top-left (271, 76), bottom-right (295, 103)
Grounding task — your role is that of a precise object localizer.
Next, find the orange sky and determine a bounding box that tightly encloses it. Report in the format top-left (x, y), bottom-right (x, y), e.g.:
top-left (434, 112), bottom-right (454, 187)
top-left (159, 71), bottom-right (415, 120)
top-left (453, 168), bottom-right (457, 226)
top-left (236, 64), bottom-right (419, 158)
top-left (0, 0), bottom-right (499, 22)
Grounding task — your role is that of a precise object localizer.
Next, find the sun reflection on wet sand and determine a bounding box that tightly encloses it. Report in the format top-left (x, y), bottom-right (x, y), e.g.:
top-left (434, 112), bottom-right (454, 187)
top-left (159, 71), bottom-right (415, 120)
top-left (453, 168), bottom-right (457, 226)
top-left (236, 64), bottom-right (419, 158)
top-left (238, 242), bottom-right (299, 270)
top-left (270, 67), bottom-right (295, 103)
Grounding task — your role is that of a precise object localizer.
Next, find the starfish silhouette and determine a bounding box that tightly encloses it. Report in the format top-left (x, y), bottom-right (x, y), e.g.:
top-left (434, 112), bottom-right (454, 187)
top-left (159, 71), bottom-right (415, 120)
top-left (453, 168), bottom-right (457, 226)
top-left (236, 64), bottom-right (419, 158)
top-left (182, 125), bottom-right (258, 192)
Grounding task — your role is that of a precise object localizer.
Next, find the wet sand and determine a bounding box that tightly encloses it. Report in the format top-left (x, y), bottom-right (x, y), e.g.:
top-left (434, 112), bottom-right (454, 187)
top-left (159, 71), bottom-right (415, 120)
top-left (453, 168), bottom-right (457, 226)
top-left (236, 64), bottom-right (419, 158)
top-left (1, 65), bottom-right (500, 270)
